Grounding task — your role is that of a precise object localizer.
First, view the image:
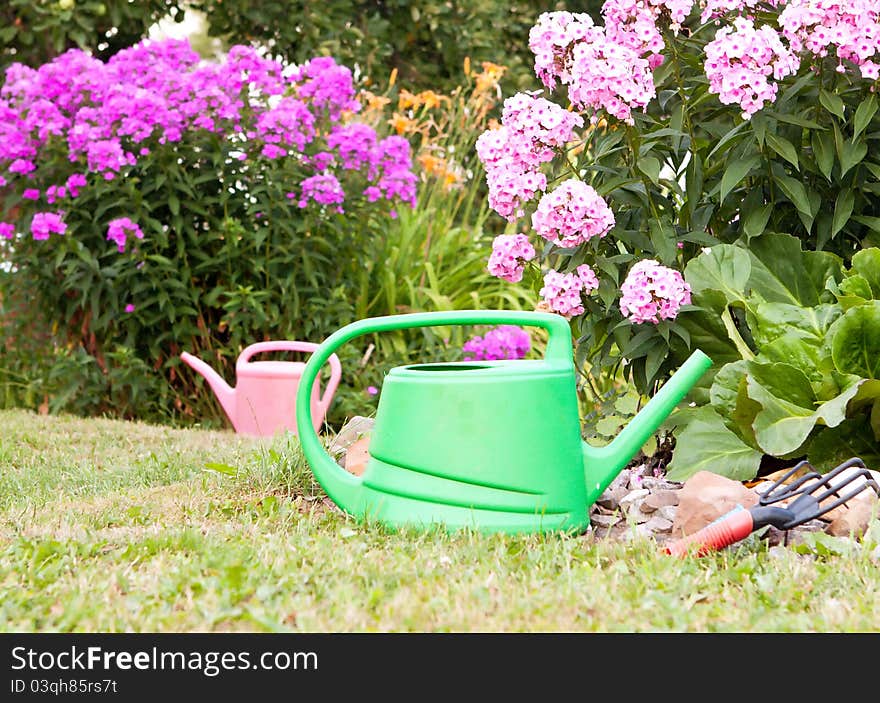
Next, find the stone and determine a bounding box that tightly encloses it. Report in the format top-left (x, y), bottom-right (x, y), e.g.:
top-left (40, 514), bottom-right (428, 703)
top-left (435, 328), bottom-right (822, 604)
top-left (590, 513), bottom-right (621, 529)
top-left (619, 488), bottom-right (650, 508)
top-left (642, 489), bottom-right (680, 512)
top-left (657, 505), bottom-right (677, 522)
top-left (825, 491), bottom-right (879, 538)
top-left (595, 486), bottom-right (627, 511)
top-left (642, 516), bottom-right (673, 534)
top-left (671, 470), bottom-right (760, 538)
top-left (342, 435), bottom-right (371, 476)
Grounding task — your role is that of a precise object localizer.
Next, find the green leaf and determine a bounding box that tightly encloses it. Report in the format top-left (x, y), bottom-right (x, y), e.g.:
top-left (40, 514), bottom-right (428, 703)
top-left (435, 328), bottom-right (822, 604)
top-left (853, 94), bottom-right (878, 140)
top-left (709, 359), bottom-right (751, 416)
top-left (773, 172), bottom-right (812, 216)
top-left (829, 300), bottom-right (880, 378)
top-left (638, 156), bottom-right (662, 184)
top-left (743, 203), bottom-right (773, 239)
top-left (831, 189), bottom-right (855, 238)
top-left (747, 363), bottom-right (859, 456)
top-left (683, 244), bottom-right (750, 304)
top-left (746, 233), bottom-right (844, 306)
top-left (839, 138), bottom-right (868, 178)
top-left (807, 417), bottom-right (880, 472)
top-left (720, 155), bottom-right (761, 203)
top-left (812, 130), bottom-right (835, 181)
top-left (665, 406), bottom-right (763, 482)
top-left (169, 194), bottom-right (180, 216)
top-left (850, 248), bottom-right (880, 297)
top-left (819, 89), bottom-right (845, 119)
top-left (765, 132), bottom-right (799, 169)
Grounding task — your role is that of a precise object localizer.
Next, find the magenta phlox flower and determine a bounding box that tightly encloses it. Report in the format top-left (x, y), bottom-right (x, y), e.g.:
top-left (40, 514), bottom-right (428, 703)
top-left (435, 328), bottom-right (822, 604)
top-left (0, 222), bottom-right (15, 239)
top-left (297, 173), bottom-right (346, 211)
top-left (22, 188), bottom-right (40, 201)
top-left (463, 325), bottom-right (532, 361)
top-left (290, 56), bottom-right (360, 120)
top-left (30, 212), bottom-right (67, 240)
top-left (487, 233), bottom-right (537, 282)
top-left (619, 259), bottom-right (691, 324)
top-left (106, 217), bottom-right (144, 253)
top-left (531, 179), bottom-right (615, 248)
top-left (539, 264), bottom-right (600, 318)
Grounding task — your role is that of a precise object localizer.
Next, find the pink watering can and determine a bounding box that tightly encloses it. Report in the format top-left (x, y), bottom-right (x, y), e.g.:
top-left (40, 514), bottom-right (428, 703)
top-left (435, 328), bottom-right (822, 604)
top-left (180, 341), bottom-right (342, 438)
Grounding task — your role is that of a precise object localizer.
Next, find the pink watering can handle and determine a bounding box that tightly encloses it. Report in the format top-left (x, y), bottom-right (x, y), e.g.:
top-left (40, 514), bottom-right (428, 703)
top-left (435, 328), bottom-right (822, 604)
top-left (237, 341), bottom-right (343, 412)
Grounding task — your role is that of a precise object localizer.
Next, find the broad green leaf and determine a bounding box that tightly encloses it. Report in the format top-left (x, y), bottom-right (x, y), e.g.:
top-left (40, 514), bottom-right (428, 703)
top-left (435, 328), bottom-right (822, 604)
top-left (665, 406), bottom-right (763, 482)
top-left (683, 244), bottom-right (750, 303)
top-left (839, 274), bottom-right (872, 299)
top-left (854, 215), bottom-right (880, 233)
top-left (831, 189), bottom-right (855, 238)
top-left (849, 248), bottom-right (880, 297)
top-left (709, 359), bottom-right (750, 414)
top-left (829, 300), bottom-right (880, 378)
top-left (807, 417), bottom-right (880, 472)
top-left (746, 233), bottom-right (844, 306)
top-left (747, 363), bottom-right (860, 456)
top-left (812, 130), bottom-right (834, 181)
top-left (819, 89), bottom-right (845, 119)
top-left (748, 302), bottom-right (840, 348)
top-left (853, 94), bottom-right (878, 140)
top-left (720, 155), bottom-right (761, 203)
top-left (765, 132), bottom-right (799, 169)
top-left (832, 274), bottom-right (871, 310)
top-left (763, 109), bottom-right (824, 130)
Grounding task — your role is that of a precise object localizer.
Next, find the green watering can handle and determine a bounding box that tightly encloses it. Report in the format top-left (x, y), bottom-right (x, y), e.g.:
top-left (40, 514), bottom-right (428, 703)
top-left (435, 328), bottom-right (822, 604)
top-left (294, 310), bottom-right (575, 515)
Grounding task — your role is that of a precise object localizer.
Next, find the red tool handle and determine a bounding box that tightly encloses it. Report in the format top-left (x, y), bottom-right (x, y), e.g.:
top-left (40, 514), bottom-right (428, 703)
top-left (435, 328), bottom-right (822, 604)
top-left (664, 508), bottom-right (755, 557)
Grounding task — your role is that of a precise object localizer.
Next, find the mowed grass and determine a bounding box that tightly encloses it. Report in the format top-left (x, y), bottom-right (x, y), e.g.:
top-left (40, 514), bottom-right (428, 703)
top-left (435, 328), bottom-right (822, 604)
top-left (1, 408), bottom-right (879, 632)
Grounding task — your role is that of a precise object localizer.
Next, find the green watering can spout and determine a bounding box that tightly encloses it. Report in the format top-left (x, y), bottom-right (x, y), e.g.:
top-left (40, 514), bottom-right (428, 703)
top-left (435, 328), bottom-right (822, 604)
top-left (581, 349), bottom-right (713, 507)
top-left (296, 310), bottom-right (711, 534)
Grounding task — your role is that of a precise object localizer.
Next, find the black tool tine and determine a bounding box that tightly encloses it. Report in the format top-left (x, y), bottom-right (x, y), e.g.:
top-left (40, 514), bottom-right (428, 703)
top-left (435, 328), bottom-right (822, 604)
top-left (786, 478), bottom-right (880, 527)
top-left (759, 460), bottom-right (823, 505)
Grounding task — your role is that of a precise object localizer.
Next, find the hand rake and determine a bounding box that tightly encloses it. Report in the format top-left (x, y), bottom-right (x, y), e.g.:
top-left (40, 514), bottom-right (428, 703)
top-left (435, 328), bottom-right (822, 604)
top-left (665, 457), bottom-right (880, 557)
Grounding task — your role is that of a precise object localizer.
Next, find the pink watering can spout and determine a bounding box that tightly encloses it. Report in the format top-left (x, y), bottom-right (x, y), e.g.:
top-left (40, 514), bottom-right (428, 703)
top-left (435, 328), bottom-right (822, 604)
top-left (180, 350), bottom-right (238, 421)
top-left (181, 341), bottom-right (342, 438)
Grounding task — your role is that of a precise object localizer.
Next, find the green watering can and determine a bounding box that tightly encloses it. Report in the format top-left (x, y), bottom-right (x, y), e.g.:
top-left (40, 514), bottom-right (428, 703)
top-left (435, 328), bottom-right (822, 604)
top-left (295, 310), bottom-right (712, 534)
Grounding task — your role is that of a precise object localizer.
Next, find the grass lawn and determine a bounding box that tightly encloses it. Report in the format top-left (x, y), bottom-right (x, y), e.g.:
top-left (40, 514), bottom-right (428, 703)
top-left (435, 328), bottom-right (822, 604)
top-left (1, 408), bottom-right (879, 632)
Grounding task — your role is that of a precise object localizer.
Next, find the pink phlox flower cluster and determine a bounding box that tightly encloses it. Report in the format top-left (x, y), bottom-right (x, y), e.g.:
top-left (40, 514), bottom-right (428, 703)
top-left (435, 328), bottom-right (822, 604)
top-left (619, 259), bottom-right (691, 324)
top-left (1, 39), bottom-right (418, 241)
top-left (462, 325), bottom-right (532, 361)
top-left (289, 56), bottom-right (361, 121)
top-left (699, 0), bottom-right (772, 23)
top-left (30, 212), bottom-right (67, 240)
top-left (0, 222), bottom-right (15, 239)
top-left (531, 179), bottom-right (615, 248)
top-left (539, 264), bottom-right (600, 318)
top-left (567, 31), bottom-right (657, 123)
top-left (370, 135), bottom-right (418, 210)
top-left (779, 0), bottom-right (880, 79)
top-left (106, 217), bottom-right (144, 253)
top-left (255, 97), bottom-right (316, 156)
top-left (326, 123), bottom-right (377, 170)
top-left (705, 17), bottom-right (800, 118)
top-left (602, 0), bottom-right (669, 69)
top-left (527, 11), bottom-right (656, 124)
top-left (476, 93), bottom-right (582, 221)
top-left (487, 233), bottom-right (537, 282)
top-left (529, 11), bottom-right (603, 91)
top-left (296, 173), bottom-right (346, 212)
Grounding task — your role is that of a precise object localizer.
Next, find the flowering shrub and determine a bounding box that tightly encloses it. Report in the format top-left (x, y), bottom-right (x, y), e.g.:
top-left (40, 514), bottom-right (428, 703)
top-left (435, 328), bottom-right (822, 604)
top-left (477, 0), bottom-right (880, 400)
top-left (0, 38), bottom-right (417, 422)
top-left (463, 325), bottom-right (532, 361)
